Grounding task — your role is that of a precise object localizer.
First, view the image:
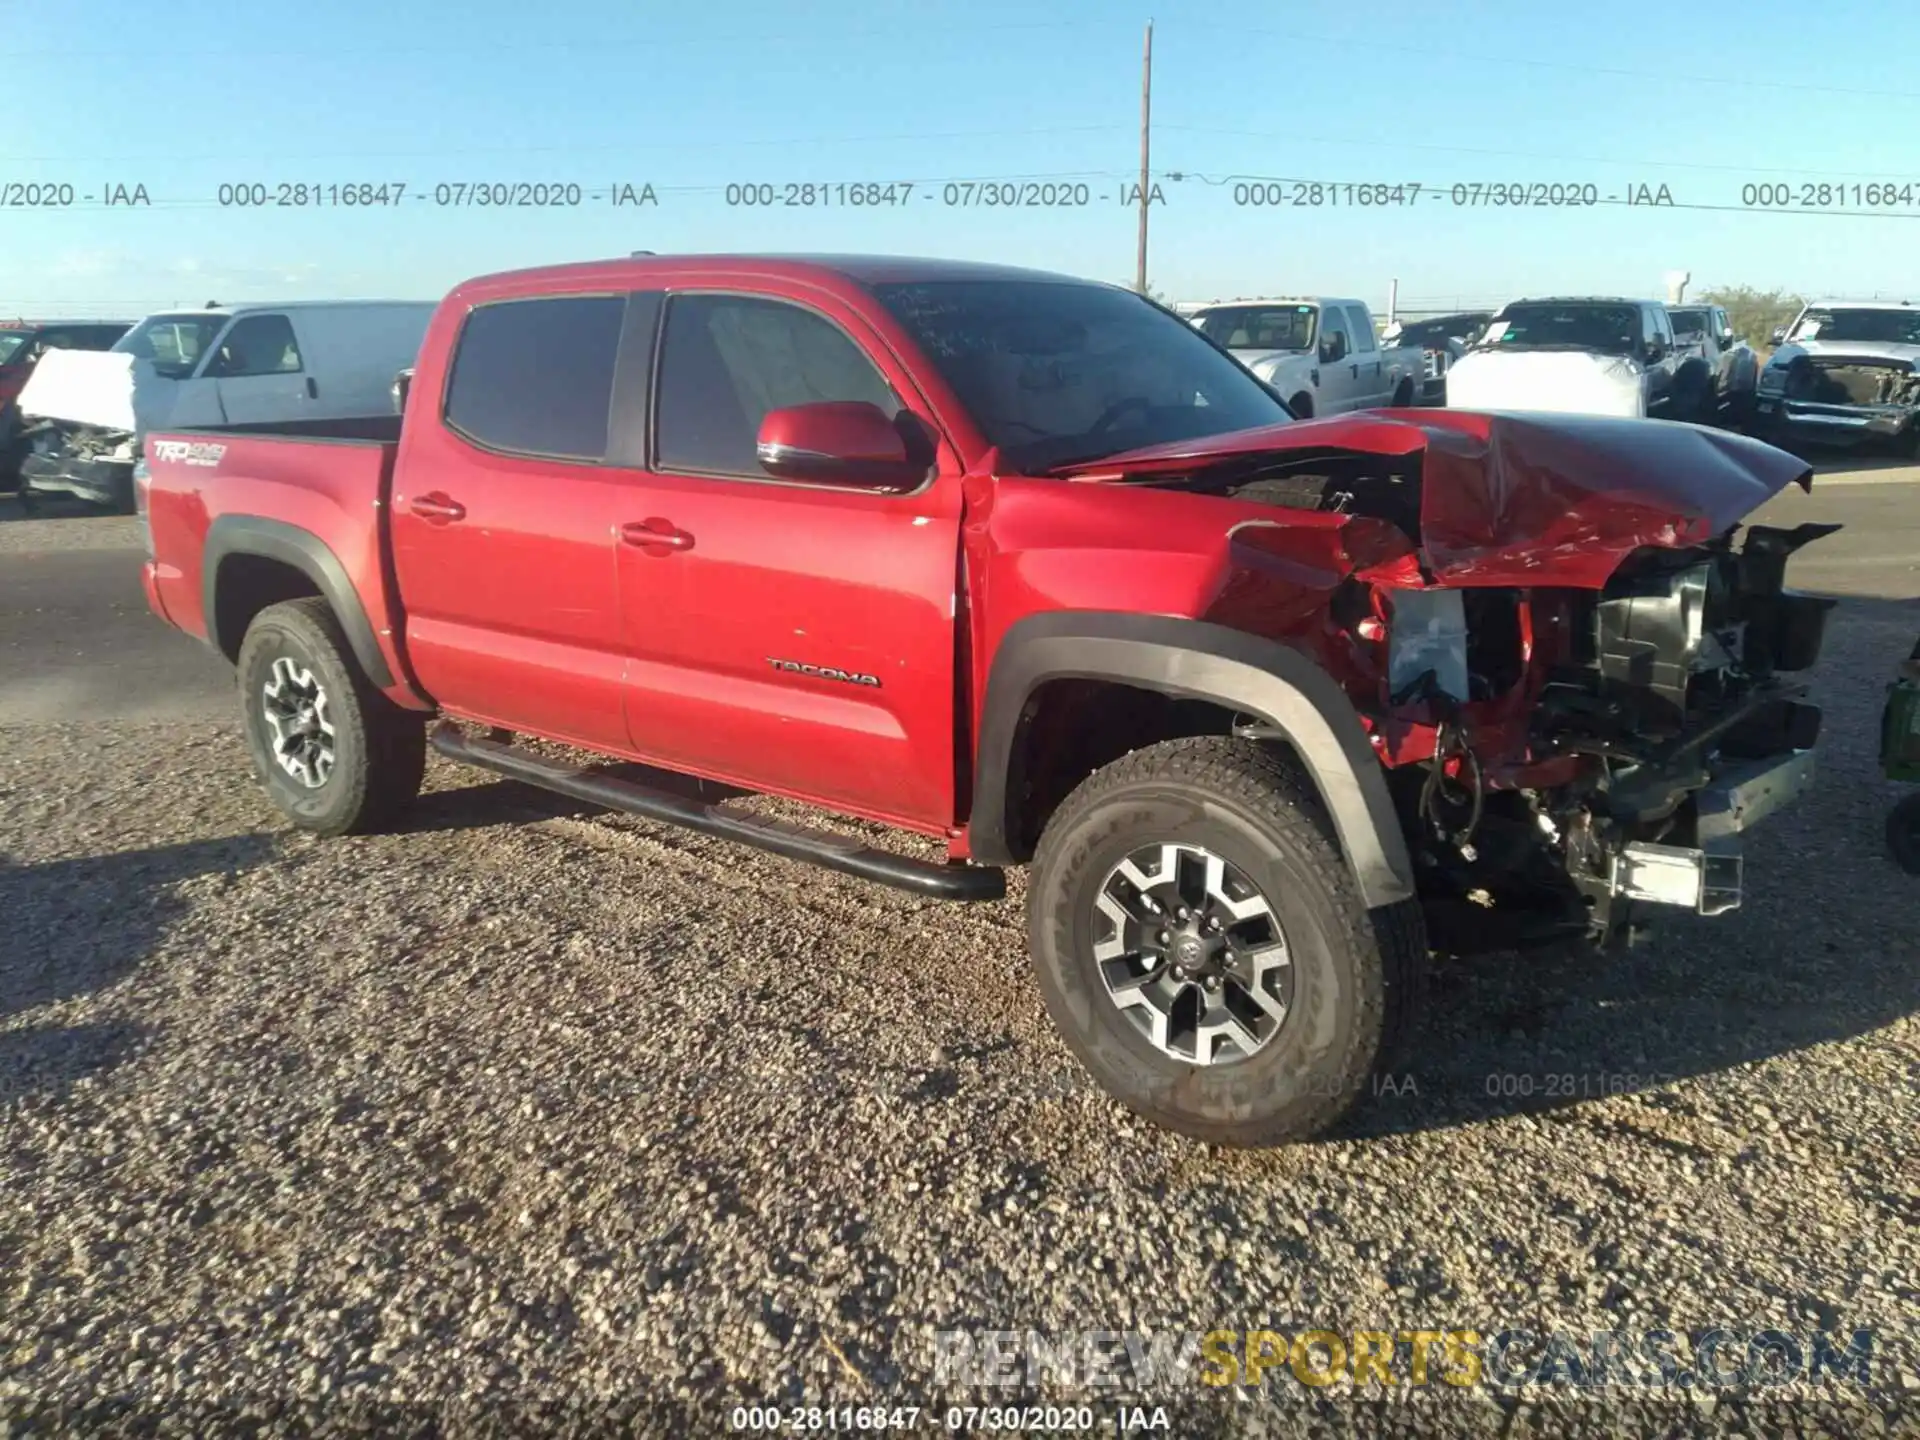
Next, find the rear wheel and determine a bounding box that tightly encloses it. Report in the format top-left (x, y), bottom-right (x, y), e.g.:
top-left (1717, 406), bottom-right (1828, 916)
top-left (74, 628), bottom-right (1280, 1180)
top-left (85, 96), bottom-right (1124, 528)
top-left (236, 598), bottom-right (426, 836)
top-left (1027, 737), bottom-right (1428, 1146)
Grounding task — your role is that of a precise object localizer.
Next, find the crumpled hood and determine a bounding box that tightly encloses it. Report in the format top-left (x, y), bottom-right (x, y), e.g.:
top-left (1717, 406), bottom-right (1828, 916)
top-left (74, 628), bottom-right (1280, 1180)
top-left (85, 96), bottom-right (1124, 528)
top-left (14, 348), bottom-right (183, 436)
top-left (1776, 338), bottom-right (1920, 366)
top-left (1443, 348), bottom-right (1646, 418)
top-left (1046, 409), bottom-right (1815, 588)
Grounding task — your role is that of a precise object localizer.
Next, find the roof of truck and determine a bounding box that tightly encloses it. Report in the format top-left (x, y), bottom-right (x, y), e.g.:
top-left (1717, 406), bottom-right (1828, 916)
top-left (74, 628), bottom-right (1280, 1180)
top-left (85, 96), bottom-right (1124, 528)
top-left (468, 254), bottom-right (1112, 292)
top-left (137, 300), bottom-right (435, 318)
top-left (1501, 296), bottom-right (1664, 307)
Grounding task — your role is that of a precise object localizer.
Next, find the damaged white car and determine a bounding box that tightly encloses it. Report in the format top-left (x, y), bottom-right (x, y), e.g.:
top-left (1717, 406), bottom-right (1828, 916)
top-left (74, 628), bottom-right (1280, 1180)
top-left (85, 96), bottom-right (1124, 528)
top-left (1444, 297), bottom-right (1716, 423)
top-left (16, 302), bottom-right (431, 512)
top-left (1754, 300), bottom-right (1920, 455)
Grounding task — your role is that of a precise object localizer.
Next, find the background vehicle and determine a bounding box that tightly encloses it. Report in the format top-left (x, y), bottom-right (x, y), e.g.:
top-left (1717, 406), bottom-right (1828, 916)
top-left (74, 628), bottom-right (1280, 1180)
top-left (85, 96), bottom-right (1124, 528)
top-left (1755, 300), bottom-right (1920, 454)
top-left (1188, 297), bottom-right (1422, 416)
top-left (0, 319), bottom-right (132, 487)
top-left (16, 301), bottom-right (432, 512)
top-left (1379, 311), bottom-right (1492, 404)
top-left (139, 255), bottom-right (1831, 1148)
top-left (1445, 297), bottom-right (1715, 421)
top-left (1668, 304), bottom-right (1759, 424)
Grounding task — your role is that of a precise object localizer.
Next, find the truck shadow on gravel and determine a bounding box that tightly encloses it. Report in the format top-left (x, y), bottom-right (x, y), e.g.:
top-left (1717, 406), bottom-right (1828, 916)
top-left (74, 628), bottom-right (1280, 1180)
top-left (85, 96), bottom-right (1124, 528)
top-left (0, 832), bottom-right (278, 1025)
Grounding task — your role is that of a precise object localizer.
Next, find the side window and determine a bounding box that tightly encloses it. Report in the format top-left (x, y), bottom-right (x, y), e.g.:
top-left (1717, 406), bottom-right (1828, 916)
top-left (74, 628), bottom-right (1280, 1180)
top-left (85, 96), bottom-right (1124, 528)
top-left (208, 314), bottom-right (304, 378)
top-left (444, 295), bottom-right (627, 461)
top-left (1344, 306), bottom-right (1376, 352)
top-left (655, 293), bottom-right (897, 477)
top-left (37, 330), bottom-right (77, 351)
top-left (1318, 306), bottom-right (1349, 354)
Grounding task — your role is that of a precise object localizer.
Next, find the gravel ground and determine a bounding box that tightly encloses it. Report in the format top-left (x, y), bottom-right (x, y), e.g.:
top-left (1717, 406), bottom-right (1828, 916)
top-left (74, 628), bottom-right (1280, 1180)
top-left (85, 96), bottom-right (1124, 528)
top-left (0, 539), bottom-right (1915, 1436)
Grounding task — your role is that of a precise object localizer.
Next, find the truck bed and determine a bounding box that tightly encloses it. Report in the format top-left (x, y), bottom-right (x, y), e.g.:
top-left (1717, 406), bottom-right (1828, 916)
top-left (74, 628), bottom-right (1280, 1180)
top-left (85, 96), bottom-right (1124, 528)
top-left (141, 419), bottom-right (417, 707)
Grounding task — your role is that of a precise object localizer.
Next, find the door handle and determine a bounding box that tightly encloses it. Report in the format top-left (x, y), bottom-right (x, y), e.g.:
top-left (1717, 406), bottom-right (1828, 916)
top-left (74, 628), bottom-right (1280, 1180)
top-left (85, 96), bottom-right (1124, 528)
top-left (409, 492), bottom-right (466, 523)
top-left (305, 376), bottom-right (318, 399)
top-left (622, 518), bottom-right (694, 552)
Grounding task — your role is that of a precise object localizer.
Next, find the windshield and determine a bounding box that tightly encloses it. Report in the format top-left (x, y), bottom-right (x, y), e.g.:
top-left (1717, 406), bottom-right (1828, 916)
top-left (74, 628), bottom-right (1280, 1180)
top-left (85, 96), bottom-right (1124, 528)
top-left (1475, 302), bottom-right (1640, 356)
top-left (1394, 315), bottom-right (1489, 348)
top-left (0, 331), bottom-right (36, 365)
top-left (1668, 309), bottom-right (1709, 336)
top-left (1788, 307), bottom-right (1920, 346)
top-left (111, 313), bottom-right (229, 378)
top-left (871, 280), bottom-right (1291, 471)
top-left (1191, 305), bottom-right (1317, 352)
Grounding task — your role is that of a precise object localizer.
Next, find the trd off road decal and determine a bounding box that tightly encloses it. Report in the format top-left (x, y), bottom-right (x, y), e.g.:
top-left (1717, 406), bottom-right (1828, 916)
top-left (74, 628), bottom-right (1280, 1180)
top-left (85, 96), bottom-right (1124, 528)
top-left (766, 658), bottom-right (881, 687)
top-left (151, 440), bottom-right (227, 468)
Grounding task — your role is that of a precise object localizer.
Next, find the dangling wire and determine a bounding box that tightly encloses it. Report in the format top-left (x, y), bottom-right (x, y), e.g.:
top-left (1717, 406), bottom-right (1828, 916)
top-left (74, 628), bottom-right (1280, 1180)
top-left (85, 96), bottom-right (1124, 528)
top-left (1419, 719), bottom-right (1484, 847)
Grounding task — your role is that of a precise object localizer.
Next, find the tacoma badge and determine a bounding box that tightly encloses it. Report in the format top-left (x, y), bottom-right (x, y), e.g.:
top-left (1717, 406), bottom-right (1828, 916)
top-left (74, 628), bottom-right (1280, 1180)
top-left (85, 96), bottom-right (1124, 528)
top-left (766, 658), bottom-right (881, 687)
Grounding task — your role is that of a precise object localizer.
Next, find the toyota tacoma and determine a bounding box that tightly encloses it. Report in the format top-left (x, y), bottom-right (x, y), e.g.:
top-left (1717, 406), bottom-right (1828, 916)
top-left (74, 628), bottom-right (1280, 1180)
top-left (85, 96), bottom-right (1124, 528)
top-left (137, 255), bottom-right (1835, 1146)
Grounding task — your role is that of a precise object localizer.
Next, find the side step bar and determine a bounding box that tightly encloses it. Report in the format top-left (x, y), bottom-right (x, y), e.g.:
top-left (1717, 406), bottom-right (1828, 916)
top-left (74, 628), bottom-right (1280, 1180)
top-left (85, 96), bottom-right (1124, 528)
top-left (429, 723), bottom-right (1006, 902)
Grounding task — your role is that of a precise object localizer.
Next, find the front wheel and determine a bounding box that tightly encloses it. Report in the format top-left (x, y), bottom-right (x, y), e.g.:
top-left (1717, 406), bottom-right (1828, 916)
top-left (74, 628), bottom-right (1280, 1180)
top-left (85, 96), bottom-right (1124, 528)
top-left (236, 598), bottom-right (426, 836)
top-left (1027, 737), bottom-right (1429, 1146)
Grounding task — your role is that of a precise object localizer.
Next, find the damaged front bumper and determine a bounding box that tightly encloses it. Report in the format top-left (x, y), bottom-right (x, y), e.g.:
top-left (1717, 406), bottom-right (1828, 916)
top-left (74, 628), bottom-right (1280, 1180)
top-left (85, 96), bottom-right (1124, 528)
top-left (1755, 395), bottom-right (1920, 448)
top-left (1607, 746), bottom-right (1818, 916)
top-left (19, 452), bottom-right (136, 509)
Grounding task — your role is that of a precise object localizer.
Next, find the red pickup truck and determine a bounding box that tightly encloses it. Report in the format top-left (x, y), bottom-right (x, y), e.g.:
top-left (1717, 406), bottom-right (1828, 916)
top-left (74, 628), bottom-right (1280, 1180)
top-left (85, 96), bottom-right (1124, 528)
top-left (138, 254), bottom-right (1835, 1146)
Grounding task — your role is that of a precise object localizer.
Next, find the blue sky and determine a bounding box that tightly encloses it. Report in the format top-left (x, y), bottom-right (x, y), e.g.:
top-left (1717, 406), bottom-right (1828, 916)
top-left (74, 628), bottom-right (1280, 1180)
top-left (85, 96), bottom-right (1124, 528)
top-left (4, 0), bottom-right (1919, 317)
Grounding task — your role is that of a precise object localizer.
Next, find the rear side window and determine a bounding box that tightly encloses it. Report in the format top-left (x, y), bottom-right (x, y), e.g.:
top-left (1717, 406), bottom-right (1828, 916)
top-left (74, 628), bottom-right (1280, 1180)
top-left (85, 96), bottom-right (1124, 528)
top-left (209, 314), bottom-right (304, 377)
top-left (444, 295), bottom-right (627, 461)
top-left (1345, 306), bottom-right (1376, 352)
top-left (655, 294), bottom-right (895, 476)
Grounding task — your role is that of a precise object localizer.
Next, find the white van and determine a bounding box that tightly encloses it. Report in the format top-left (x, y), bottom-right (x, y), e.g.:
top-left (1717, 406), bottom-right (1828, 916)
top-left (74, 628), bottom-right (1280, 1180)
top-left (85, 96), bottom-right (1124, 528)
top-left (16, 300), bottom-right (433, 511)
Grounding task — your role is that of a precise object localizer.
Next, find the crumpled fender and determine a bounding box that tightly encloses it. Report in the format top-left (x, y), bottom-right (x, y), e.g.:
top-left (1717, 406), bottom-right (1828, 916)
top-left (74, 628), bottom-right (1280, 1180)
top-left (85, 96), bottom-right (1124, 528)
top-left (1050, 410), bottom-right (1815, 589)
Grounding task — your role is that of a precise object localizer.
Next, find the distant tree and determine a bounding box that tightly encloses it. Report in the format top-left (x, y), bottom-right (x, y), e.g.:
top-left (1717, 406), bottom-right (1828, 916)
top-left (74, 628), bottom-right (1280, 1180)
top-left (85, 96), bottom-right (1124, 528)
top-left (1699, 285), bottom-right (1805, 349)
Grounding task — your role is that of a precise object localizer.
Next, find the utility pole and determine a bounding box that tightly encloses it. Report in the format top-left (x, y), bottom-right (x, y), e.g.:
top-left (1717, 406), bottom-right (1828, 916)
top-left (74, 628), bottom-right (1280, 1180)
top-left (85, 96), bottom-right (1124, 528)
top-left (1137, 20), bottom-right (1153, 294)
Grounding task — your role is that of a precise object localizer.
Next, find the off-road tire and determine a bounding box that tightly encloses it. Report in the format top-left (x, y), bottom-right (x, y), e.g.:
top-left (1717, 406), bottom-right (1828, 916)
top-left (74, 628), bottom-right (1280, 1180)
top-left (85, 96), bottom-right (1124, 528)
top-left (236, 598), bottom-right (426, 837)
top-left (1887, 793), bottom-right (1920, 875)
top-left (1028, 737), bottom-right (1429, 1146)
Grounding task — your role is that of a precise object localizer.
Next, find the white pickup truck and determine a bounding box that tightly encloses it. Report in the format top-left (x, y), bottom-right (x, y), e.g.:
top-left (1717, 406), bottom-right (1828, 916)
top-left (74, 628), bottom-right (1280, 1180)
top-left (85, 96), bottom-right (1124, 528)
top-left (1187, 297), bottom-right (1422, 417)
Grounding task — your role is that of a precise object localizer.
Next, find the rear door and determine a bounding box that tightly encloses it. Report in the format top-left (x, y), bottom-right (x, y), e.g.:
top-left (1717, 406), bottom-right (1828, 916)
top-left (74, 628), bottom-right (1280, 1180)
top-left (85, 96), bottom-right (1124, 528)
top-left (608, 284), bottom-right (964, 831)
top-left (1343, 304), bottom-right (1386, 406)
top-left (387, 293), bottom-right (640, 751)
top-left (205, 313), bottom-right (311, 422)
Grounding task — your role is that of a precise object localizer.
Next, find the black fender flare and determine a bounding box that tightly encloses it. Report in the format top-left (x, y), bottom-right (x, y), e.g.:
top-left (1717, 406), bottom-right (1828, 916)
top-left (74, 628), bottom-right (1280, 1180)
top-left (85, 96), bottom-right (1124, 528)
top-left (202, 514), bottom-right (395, 688)
top-left (967, 612), bottom-right (1417, 910)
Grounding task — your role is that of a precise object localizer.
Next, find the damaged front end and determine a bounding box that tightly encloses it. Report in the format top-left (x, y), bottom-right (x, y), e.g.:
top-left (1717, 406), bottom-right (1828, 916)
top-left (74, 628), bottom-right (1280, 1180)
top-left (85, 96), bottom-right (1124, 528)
top-left (1756, 350), bottom-right (1920, 452)
top-left (1070, 410), bottom-right (1835, 954)
top-left (17, 419), bottom-right (139, 510)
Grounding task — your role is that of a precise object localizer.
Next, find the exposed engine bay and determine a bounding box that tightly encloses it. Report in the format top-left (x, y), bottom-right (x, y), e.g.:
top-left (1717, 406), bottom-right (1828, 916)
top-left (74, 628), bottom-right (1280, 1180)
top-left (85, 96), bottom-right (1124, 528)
top-left (16, 418), bottom-right (138, 510)
top-left (1779, 356), bottom-right (1920, 408)
top-left (1161, 446), bottom-right (1835, 953)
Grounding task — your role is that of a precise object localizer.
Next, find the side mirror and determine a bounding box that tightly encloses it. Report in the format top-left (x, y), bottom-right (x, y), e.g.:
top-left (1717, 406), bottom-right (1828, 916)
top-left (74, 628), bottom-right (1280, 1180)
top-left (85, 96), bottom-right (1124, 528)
top-left (756, 401), bottom-right (928, 492)
top-left (1769, 327), bottom-right (1788, 346)
top-left (391, 367), bottom-right (414, 415)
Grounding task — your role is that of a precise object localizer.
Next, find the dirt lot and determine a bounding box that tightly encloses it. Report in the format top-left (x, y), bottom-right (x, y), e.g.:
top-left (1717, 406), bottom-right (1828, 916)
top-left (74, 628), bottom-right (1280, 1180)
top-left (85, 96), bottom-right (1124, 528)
top-left (0, 464), bottom-right (1914, 1437)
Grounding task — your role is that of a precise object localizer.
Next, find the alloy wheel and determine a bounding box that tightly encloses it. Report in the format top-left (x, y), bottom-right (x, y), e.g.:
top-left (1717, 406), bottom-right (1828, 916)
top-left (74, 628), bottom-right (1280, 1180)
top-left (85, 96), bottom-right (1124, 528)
top-left (261, 656), bottom-right (336, 788)
top-left (1092, 842), bottom-right (1292, 1065)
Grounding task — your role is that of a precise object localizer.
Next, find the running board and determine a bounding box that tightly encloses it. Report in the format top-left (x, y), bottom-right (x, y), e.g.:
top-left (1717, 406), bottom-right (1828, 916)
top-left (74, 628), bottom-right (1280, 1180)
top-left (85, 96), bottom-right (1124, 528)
top-left (428, 723), bottom-right (1006, 902)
